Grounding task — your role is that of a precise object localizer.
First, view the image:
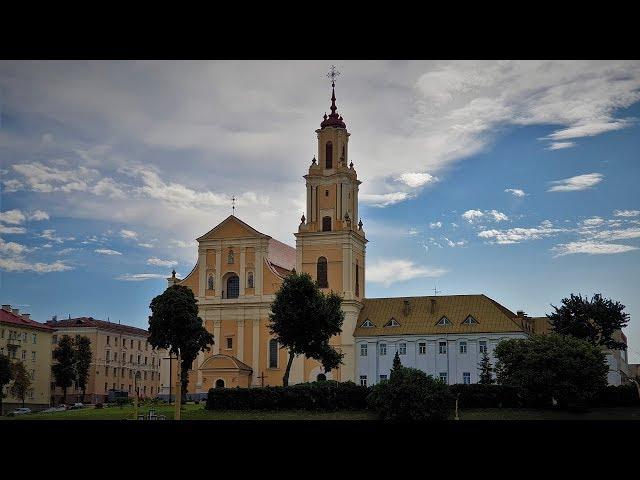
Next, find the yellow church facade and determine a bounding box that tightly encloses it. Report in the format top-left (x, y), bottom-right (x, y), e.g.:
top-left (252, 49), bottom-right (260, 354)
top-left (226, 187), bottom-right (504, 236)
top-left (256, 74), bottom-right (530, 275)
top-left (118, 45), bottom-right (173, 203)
top-left (171, 79), bottom-right (366, 391)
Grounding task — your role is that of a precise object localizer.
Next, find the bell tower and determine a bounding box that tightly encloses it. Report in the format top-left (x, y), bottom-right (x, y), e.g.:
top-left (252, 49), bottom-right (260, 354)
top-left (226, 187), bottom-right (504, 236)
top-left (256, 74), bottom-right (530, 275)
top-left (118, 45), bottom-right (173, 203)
top-left (295, 66), bottom-right (367, 382)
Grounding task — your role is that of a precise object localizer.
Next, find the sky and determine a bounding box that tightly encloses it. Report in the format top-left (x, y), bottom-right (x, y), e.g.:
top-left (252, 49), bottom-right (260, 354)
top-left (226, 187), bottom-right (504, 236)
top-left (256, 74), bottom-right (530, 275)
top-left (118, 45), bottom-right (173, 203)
top-left (1, 60), bottom-right (639, 363)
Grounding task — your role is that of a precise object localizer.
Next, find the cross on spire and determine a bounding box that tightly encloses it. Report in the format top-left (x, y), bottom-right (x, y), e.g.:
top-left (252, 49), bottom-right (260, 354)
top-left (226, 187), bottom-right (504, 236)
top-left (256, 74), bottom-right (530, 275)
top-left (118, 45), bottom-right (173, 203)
top-left (433, 286), bottom-right (442, 296)
top-left (231, 195), bottom-right (236, 215)
top-left (327, 65), bottom-right (340, 85)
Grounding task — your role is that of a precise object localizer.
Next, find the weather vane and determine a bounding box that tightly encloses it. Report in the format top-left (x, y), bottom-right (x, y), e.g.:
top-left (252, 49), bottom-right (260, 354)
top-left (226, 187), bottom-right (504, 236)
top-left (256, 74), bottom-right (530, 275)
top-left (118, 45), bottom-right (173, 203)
top-left (231, 195), bottom-right (236, 215)
top-left (327, 65), bottom-right (340, 85)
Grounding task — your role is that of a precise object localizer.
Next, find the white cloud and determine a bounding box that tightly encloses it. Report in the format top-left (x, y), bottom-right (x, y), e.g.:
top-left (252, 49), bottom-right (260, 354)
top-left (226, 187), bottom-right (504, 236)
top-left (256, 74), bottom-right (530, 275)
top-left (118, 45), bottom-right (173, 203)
top-left (443, 237), bottom-right (467, 247)
top-left (116, 273), bottom-right (168, 281)
top-left (0, 238), bottom-right (29, 256)
top-left (407, 228), bottom-right (419, 236)
top-left (11, 162), bottom-right (100, 193)
top-left (0, 209), bottom-right (26, 225)
top-left (397, 172), bottom-right (437, 188)
top-left (367, 258), bottom-right (448, 287)
top-left (95, 248), bottom-right (122, 255)
top-left (40, 229), bottom-right (65, 244)
top-left (547, 141), bottom-right (576, 150)
top-left (462, 209), bottom-right (508, 223)
top-left (504, 188), bottom-right (526, 197)
top-left (552, 241), bottom-right (638, 257)
top-left (57, 248), bottom-right (78, 255)
top-left (614, 209), bottom-right (640, 217)
top-left (169, 239), bottom-right (195, 248)
top-left (0, 257), bottom-right (72, 273)
top-left (147, 257), bottom-right (178, 267)
top-left (28, 210), bottom-right (49, 221)
top-left (587, 227), bottom-right (640, 242)
top-left (2, 179), bottom-right (24, 192)
top-left (429, 221), bottom-right (442, 229)
top-left (92, 177), bottom-right (126, 198)
top-left (120, 229), bottom-right (138, 240)
top-left (548, 173), bottom-right (603, 192)
top-left (360, 192), bottom-right (411, 208)
top-left (547, 120), bottom-right (632, 140)
top-left (138, 243), bottom-right (154, 248)
top-left (478, 223), bottom-right (567, 244)
top-left (582, 216), bottom-right (604, 226)
top-left (0, 225), bottom-right (26, 234)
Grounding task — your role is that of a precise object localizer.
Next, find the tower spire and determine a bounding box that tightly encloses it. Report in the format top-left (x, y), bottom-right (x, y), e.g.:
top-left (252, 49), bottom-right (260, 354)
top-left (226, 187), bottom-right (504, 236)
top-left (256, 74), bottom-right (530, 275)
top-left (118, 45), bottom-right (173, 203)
top-left (321, 65), bottom-right (346, 129)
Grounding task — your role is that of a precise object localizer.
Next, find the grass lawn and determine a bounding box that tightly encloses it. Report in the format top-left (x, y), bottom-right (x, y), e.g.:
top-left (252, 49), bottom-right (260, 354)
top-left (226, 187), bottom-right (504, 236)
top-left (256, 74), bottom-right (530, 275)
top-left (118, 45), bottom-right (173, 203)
top-left (1, 403), bottom-right (375, 421)
top-left (3, 404), bottom-right (639, 421)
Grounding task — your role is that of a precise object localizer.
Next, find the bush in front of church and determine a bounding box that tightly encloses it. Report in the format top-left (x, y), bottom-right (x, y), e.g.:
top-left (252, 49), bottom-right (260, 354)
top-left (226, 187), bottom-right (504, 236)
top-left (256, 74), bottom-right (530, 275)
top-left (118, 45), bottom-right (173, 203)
top-left (205, 380), bottom-right (369, 411)
top-left (448, 384), bottom-right (523, 408)
top-left (366, 367), bottom-right (453, 422)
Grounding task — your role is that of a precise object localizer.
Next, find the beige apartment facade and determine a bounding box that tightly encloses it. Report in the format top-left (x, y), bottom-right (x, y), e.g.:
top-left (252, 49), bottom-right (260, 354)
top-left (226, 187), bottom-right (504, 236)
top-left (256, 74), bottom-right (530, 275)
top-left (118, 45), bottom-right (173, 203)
top-left (1, 304), bottom-right (54, 412)
top-left (47, 317), bottom-right (165, 404)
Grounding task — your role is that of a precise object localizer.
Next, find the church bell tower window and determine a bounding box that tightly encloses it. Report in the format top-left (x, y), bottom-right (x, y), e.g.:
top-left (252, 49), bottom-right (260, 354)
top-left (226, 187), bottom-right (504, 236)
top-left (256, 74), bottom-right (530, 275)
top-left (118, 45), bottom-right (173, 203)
top-left (322, 216), bottom-right (332, 232)
top-left (325, 141), bottom-right (333, 169)
top-left (317, 257), bottom-right (328, 288)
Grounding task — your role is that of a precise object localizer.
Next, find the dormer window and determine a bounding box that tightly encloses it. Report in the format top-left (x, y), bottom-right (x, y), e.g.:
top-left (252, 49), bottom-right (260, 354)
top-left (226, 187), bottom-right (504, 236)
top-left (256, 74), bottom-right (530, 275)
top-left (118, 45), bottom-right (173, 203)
top-left (361, 319), bottom-right (375, 328)
top-left (462, 315), bottom-right (479, 325)
top-left (436, 316), bottom-right (451, 326)
top-left (384, 318), bottom-right (400, 327)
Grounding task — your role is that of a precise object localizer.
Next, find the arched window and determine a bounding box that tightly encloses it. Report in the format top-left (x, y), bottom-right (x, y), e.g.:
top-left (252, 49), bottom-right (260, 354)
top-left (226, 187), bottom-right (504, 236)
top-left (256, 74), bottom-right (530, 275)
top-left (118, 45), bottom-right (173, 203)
top-left (227, 249), bottom-right (234, 264)
top-left (317, 373), bottom-right (327, 381)
top-left (208, 273), bottom-right (215, 290)
top-left (269, 339), bottom-right (278, 368)
top-left (247, 271), bottom-right (254, 289)
top-left (325, 141), bottom-right (333, 169)
top-left (226, 275), bottom-right (239, 299)
top-left (317, 257), bottom-right (328, 288)
top-left (322, 216), bottom-right (332, 232)
top-left (215, 379), bottom-right (225, 388)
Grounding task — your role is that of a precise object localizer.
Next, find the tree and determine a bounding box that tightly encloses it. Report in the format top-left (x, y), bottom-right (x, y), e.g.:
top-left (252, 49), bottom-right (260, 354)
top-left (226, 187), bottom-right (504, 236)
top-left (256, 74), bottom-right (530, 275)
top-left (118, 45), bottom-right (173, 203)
top-left (367, 367), bottom-right (453, 421)
top-left (268, 272), bottom-right (344, 387)
top-left (74, 336), bottom-right (93, 402)
top-left (0, 353), bottom-right (14, 415)
top-left (494, 334), bottom-right (608, 408)
top-left (391, 351), bottom-right (402, 376)
top-left (52, 335), bottom-right (76, 404)
top-left (548, 293), bottom-right (629, 350)
top-left (478, 351), bottom-right (494, 385)
top-left (9, 361), bottom-right (31, 408)
top-left (148, 284), bottom-right (214, 401)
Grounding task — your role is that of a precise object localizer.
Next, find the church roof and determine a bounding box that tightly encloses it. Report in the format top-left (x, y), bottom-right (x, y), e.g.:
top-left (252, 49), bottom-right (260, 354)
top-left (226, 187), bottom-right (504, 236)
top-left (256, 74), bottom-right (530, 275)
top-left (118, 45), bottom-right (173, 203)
top-left (267, 238), bottom-right (296, 272)
top-left (354, 294), bottom-right (528, 337)
top-left (200, 354), bottom-right (253, 372)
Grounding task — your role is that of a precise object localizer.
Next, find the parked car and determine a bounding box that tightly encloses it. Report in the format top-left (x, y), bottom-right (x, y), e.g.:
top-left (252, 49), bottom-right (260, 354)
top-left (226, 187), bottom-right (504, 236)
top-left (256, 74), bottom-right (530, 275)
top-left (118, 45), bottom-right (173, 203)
top-left (11, 407), bottom-right (32, 415)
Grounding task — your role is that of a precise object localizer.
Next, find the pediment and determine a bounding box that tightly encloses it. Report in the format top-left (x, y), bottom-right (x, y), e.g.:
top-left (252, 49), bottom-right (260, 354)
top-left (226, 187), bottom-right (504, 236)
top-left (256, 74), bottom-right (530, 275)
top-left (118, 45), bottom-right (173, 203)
top-left (197, 215), bottom-right (270, 242)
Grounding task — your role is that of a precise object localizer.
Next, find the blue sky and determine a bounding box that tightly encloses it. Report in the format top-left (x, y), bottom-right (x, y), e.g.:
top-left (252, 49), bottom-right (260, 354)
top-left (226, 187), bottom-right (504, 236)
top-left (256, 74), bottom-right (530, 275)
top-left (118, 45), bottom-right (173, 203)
top-left (1, 61), bottom-right (639, 362)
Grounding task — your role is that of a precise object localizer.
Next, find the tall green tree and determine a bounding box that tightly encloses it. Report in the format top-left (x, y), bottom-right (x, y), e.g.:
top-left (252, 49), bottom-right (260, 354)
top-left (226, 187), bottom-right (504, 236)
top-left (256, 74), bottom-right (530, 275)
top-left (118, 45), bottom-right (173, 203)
top-left (148, 284), bottom-right (215, 401)
top-left (478, 351), bottom-right (494, 384)
top-left (9, 361), bottom-right (31, 408)
top-left (268, 272), bottom-right (344, 387)
top-left (391, 351), bottom-right (402, 376)
top-left (0, 353), bottom-right (14, 415)
top-left (52, 335), bottom-right (76, 404)
top-left (74, 336), bottom-right (93, 402)
top-left (494, 334), bottom-right (608, 408)
top-left (548, 293), bottom-right (629, 350)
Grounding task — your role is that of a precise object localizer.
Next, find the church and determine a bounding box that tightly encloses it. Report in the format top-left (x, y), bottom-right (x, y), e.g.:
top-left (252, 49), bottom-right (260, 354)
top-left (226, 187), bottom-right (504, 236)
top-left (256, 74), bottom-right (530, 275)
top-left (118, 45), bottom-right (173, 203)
top-left (167, 76), bottom-right (540, 393)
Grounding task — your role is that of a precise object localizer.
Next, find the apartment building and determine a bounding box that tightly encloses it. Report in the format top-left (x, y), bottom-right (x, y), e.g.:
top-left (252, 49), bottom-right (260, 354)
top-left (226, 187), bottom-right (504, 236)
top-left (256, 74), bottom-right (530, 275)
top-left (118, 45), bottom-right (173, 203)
top-left (0, 304), bottom-right (54, 411)
top-left (47, 317), bottom-right (165, 404)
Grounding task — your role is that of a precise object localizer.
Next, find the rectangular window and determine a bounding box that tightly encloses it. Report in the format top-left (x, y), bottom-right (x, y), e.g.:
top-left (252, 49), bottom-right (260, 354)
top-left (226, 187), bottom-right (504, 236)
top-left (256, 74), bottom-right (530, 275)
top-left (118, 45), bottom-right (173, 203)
top-left (379, 343), bottom-right (387, 356)
top-left (52, 335), bottom-right (58, 344)
top-left (128, 385), bottom-right (132, 393)
top-left (31, 351), bottom-right (36, 361)
top-left (137, 355), bottom-right (141, 364)
top-left (439, 372), bottom-right (448, 383)
top-left (226, 337), bottom-right (233, 349)
top-left (379, 374), bottom-right (387, 382)
top-left (107, 335), bottom-right (110, 345)
top-left (360, 344), bottom-right (368, 356)
top-left (439, 341), bottom-right (447, 354)
top-left (22, 350), bottom-right (26, 360)
top-left (418, 342), bottom-right (426, 355)
top-left (106, 351), bottom-right (110, 361)
top-left (23, 332), bottom-right (27, 341)
top-left (138, 340), bottom-right (141, 350)
top-left (463, 372), bottom-right (471, 384)
top-left (144, 356), bottom-right (148, 365)
top-left (104, 382), bottom-right (108, 392)
top-left (359, 375), bottom-right (367, 387)
top-left (30, 369), bottom-right (35, 380)
top-left (399, 343), bottom-right (407, 355)
top-left (114, 352), bottom-right (118, 361)
top-left (479, 341), bottom-right (487, 354)
top-left (105, 366), bottom-right (109, 377)
top-left (115, 337), bottom-right (118, 346)
top-left (131, 339), bottom-right (134, 348)
top-left (121, 384), bottom-right (124, 390)
top-left (460, 341), bottom-right (467, 354)
top-left (269, 340), bottom-right (278, 368)
top-left (130, 354), bottom-right (133, 363)
top-left (144, 371), bottom-right (147, 380)
top-left (32, 334), bottom-right (37, 344)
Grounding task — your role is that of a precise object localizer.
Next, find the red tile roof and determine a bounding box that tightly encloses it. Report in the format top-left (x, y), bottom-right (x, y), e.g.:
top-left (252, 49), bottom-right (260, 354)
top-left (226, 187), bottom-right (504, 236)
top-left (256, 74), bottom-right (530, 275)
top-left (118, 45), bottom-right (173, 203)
top-left (267, 238), bottom-right (296, 271)
top-left (46, 317), bottom-right (150, 336)
top-left (0, 309), bottom-right (55, 332)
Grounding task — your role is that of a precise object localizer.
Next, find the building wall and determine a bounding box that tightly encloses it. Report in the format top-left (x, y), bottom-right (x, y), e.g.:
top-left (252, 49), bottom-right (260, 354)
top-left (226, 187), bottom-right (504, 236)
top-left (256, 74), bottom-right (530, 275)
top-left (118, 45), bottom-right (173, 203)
top-left (0, 322), bottom-right (53, 408)
top-left (50, 327), bottom-right (164, 403)
top-left (355, 332), bottom-right (528, 386)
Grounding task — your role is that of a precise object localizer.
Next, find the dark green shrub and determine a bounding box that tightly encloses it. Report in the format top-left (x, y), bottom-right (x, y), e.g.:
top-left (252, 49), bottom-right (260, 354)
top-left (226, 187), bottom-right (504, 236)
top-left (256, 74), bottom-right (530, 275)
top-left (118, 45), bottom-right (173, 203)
top-left (206, 380), bottom-right (369, 411)
top-left (95, 403), bottom-right (104, 409)
top-left (116, 397), bottom-right (132, 407)
top-left (449, 384), bottom-right (522, 408)
top-left (592, 384), bottom-right (640, 407)
top-left (367, 367), bottom-right (453, 421)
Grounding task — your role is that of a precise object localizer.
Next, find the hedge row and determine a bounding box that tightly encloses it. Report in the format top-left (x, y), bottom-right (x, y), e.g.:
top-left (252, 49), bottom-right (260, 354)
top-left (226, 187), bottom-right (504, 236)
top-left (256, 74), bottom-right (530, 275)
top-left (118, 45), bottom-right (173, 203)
top-left (206, 380), bottom-right (369, 411)
top-left (591, 385), bottom-right (640, 407)
top-left (448, 384), bottom-right (523, 408)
